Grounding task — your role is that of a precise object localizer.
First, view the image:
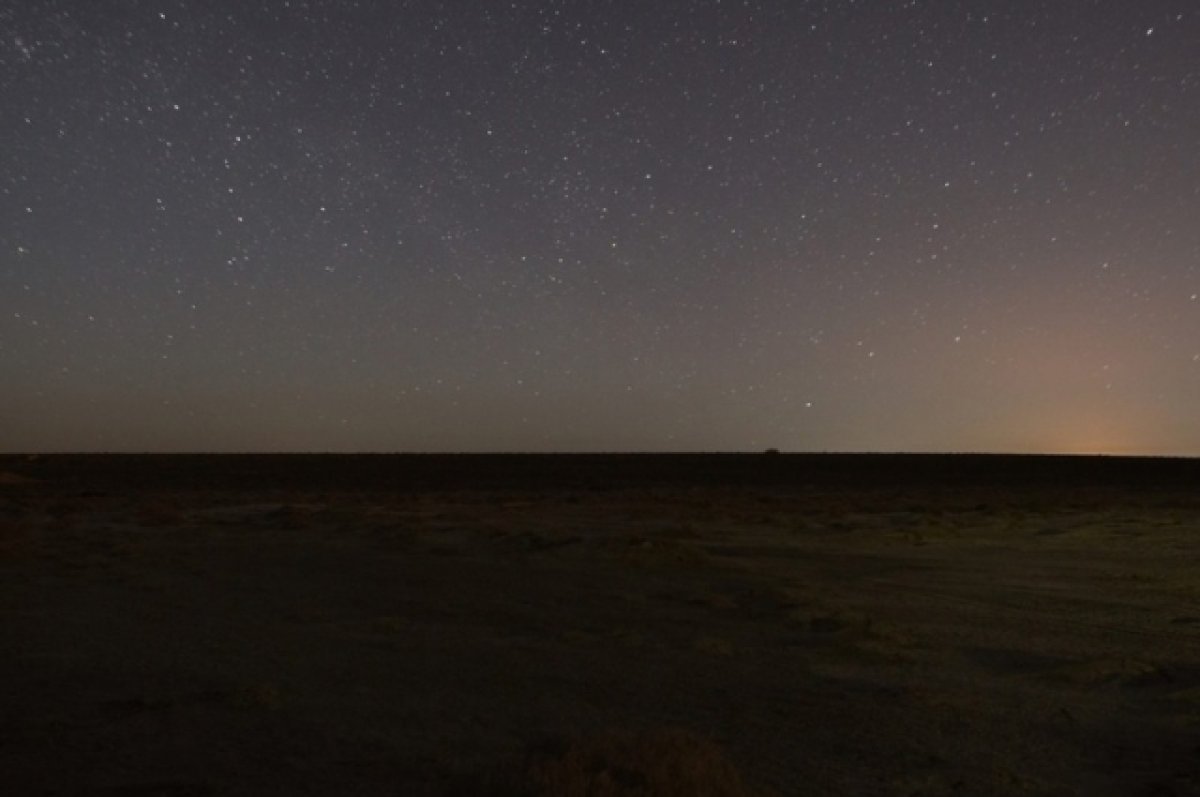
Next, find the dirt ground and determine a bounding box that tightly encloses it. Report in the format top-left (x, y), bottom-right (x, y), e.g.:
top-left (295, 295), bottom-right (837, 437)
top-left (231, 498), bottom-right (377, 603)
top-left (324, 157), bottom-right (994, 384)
top-left (2, 455), bottom-right (1198, 795)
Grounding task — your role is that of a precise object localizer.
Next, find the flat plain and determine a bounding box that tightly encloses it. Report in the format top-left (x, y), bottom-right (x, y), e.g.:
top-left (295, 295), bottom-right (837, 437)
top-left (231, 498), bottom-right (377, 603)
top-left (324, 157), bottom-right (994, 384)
top-left (2, 454), bottom-right (1198, 796)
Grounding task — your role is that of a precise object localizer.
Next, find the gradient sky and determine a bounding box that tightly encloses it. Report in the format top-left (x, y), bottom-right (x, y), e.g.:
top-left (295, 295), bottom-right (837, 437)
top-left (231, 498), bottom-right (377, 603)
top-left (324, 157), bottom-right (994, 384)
top-left (2, 1), bottom-right (1198, 454)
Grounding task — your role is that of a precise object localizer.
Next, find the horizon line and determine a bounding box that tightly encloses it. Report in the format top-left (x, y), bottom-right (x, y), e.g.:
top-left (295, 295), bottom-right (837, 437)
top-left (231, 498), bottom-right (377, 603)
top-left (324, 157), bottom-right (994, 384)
top-left (3, 450), bottom-right (1198, 460)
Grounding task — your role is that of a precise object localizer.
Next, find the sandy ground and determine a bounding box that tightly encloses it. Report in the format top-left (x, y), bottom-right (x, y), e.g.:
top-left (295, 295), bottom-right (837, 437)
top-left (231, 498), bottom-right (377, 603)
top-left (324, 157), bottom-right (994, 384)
top-left (2, 456), bottom-right (1199, 795)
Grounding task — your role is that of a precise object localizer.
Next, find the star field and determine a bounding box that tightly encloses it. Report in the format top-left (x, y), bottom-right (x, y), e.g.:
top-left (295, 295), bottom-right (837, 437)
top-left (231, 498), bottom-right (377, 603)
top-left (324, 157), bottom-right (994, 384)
top-left (2, 1), bottom-right (1198, 453)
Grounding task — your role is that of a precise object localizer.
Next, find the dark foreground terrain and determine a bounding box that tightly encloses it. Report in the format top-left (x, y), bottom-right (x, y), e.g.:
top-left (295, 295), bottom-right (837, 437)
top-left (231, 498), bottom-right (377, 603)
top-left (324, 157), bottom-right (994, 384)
top-left (2, 454), bottom-right (1199, 795)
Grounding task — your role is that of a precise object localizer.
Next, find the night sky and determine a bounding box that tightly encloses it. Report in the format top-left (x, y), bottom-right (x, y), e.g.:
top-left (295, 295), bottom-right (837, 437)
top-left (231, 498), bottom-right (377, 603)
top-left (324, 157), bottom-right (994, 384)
top-left (3, 2), bottom-right (1198, 454)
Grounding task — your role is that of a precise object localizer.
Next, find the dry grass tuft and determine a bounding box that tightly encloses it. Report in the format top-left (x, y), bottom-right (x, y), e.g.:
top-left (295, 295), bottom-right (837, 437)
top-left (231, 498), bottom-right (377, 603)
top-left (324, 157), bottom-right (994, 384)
top-left (471, 727), bottom-right (774, 797)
